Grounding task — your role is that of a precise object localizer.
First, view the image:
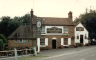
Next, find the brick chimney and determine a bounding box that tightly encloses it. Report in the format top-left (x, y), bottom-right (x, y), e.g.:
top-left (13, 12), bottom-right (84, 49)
top-left (30, 9), bottom-right (33, 29)
top-left (30, 9), bottom-right (33, 37)
top-left (68, 11), bottom-right (72, 20)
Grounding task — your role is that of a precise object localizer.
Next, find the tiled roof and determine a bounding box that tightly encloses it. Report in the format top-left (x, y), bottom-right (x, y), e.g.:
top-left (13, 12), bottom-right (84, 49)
top-left (7, 25), bottom-right (33, 39)
top-left (32, 17), bottom-right (74, 25)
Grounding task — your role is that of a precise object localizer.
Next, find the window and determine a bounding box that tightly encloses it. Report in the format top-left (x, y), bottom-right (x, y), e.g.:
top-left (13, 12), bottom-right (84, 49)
top-left (64, 26), bottom-right (68, 33)
top-left (85, 36), bottom-right (87, 39)
top-left (15, 40), bottom-right (18, 43)
top-left (20, 39), bottom-right (25, 43)
top-left (27, 40), bottom-right (30, 43)
top-left (42, 26), bottom-right (45, 32)
top-left (64, 38), bottom-right (68, 45)
top-left (40, 38), bottom-right (45, 45)
top-left (77, 36), bottom-right (79, 39)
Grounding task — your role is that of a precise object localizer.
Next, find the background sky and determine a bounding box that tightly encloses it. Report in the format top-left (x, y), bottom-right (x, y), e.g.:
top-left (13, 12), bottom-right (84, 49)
top-left (0, 0), bottom-right (96, 21)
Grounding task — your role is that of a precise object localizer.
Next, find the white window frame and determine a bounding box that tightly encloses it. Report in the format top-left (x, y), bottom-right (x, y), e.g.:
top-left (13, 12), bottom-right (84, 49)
top-left (27, 39), bottom-right (30, 43)
top-left (42, 26), bottom-right (45, 32)
top-left (63, 26), bottom-right (68, 33)
top-left (20, 39), bottom-right (25, 43)
top-left (15, 40), bottom-right (18, 43)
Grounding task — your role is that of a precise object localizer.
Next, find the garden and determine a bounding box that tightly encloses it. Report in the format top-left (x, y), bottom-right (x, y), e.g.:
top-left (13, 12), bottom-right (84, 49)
top-left (0, 45), bottom-right (35, 57)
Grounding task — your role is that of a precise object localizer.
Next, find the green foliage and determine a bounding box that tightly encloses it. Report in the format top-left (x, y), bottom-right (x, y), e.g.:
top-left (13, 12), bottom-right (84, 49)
top-left (0, 14), bottom-right (37, 38)
top-left (0, 34), bottom-right (7, 43)
top-left (74, 9), bottom-right (96, 39)
top-left (0, 39), bottom-right (3, 50)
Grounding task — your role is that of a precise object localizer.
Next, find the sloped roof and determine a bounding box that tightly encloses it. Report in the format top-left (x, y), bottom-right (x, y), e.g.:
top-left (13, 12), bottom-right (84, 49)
top-left (75, 21), bottom-right (89, 33)
top-left (32, 17), bottom-right (74, 25)
top-left (7, 25), bottom-right (33, 39)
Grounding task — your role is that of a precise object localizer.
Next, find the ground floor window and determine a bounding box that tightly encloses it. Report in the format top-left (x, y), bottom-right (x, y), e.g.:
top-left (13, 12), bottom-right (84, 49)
top-left (40, 38), bottom-right (45, 45)
top-left (64, 38), bottom-right (68, 45)
top-left (20, 39), bottom-right (25, 43)
top-left (77, 36), bottom-right (79, 39)
top-left (15, 40), bottom-right (18, 43)
top-left (27, 39), bottom-right (30, 43)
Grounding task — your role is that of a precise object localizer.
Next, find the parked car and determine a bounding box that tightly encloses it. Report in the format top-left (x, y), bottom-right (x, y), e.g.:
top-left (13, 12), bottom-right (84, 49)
top-left (89, 39), bottom-right (96, 45)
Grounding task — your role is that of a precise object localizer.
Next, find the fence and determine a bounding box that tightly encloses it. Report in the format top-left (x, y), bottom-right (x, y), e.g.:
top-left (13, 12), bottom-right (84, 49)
top-left (0, 47), bottom-right (37, 60)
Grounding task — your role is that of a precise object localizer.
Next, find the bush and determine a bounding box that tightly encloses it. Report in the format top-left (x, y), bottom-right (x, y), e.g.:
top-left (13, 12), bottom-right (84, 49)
top-left (0, 39), bottom-right (3, 51)
top-left (37, 51), bottom-right (41, 54)
top-left (75, 43), bottom-right (83, 46)
top-left (85, 43), bottom-right (90, 46)
top-left (30, 47), bottom-right (34, 54)
top-left (79, 43), bottom-right (83, 46)
top-left (46, 46), bottom-right (51, 50)
top-left (58, 45), bottom-right (63, 49)
top-left (40, 47), bottom-right (46, 50)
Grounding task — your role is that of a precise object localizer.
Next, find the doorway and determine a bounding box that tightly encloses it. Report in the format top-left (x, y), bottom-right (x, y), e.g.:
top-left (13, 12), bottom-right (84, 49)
top-left (80, 35), bottom-right (83, 43)
top-left (52, 40), bottom-right (56, 49)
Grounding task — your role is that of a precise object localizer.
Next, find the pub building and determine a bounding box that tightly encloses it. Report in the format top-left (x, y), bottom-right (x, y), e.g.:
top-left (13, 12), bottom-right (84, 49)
top-left (7, 9), bottom-right (88, 51)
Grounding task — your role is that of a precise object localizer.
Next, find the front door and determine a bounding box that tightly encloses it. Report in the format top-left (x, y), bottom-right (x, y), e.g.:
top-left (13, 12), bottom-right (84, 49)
top-left (52, 40), bottom-right (56, 49)
top-left (80, 35), bottom-right (83, 43)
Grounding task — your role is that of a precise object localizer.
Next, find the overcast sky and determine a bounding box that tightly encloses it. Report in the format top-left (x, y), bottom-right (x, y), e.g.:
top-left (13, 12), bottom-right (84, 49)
top-left (0, 0), bottom-right (96, 20)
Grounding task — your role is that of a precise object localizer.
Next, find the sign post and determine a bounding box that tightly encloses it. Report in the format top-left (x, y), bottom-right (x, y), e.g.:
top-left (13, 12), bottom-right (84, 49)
top-left (36, 17), bottom-right (42, 52)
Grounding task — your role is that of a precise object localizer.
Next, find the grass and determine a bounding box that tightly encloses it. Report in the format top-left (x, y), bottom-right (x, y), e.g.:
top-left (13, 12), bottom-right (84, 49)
top-left (19, 55), bottom-right (49, 60)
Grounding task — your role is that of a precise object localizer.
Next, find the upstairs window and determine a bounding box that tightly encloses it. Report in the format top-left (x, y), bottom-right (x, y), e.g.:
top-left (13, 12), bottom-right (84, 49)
top-left (40, 38), bottom-right (45, 45)
top-left (64, 26), bottom-right (68, 33)
top-left (42, 26), bottom-right (45, 32)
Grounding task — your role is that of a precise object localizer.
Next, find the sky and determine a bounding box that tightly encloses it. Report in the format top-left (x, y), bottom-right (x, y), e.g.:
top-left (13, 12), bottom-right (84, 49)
top-left (0, 0), bottom-right (96, 21)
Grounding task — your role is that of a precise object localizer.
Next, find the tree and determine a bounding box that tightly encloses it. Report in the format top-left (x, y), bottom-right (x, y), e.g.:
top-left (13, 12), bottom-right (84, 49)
top-left (74, 9), bottom-right (96, 39)
top-left (0, 13), bottom-right (37, 38)
top-left (0, 34), bottom-right (7, 43)
top-left (0, 34), bottom-right (7, 50)
top-left (0, 39), bottom-right (3, 50)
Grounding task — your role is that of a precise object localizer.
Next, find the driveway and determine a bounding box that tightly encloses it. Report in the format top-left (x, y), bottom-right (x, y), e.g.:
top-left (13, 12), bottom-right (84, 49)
top-left (39, 45), bottom-right (96, 56)
top-left (1, 45), bottom-right (96, 60)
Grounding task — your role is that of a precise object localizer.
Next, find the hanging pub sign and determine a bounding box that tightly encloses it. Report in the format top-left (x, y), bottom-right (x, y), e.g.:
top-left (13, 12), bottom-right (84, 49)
top-left (36, 17), bottom-right (42, 38)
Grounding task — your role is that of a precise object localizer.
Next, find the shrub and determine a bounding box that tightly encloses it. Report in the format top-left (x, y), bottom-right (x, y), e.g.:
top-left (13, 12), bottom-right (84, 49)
top-left (46, 46), bottom-right (51, 50)
top-left (75, 43), bottom-right (83, 46)
top-left (37, 51), bottom-right (41, 54)
top-left (58, 45), bottom-right (63, 49)
top-left (30, 47), bottom-right (34, 54)
top-left (85, 43), bottom-right (90, 46)
top-left (40, 47), bottom-right (46, 50)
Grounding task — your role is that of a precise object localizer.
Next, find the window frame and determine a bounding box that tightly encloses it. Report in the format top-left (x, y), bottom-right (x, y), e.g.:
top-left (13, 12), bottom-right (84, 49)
top-left (40, 38), bottom-right (45, 45)
top-left (20, 39), bottom-right (25, 43)
top-left (27, 39), bottom-right (30, 43)
top-left (64, 38), bottom-right (68, 45)
top-left (64, 26), bottom-right (68, 33)
top-left (15, 39), bottom-right (18, 43)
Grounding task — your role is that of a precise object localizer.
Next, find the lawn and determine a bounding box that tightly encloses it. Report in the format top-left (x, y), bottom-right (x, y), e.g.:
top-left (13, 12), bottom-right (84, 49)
top-left (19, 55), bottom-right (49, 60)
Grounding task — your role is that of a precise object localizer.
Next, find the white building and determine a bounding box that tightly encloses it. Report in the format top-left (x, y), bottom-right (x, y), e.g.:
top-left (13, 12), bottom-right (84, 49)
top-left (74, 21), bottom-right (89, 45)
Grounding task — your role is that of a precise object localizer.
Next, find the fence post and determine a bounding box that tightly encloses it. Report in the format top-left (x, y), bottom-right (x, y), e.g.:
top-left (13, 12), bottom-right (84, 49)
top-left (34, 47), bottom-right (37, 56)
top-left (26, 49), bottom-right (27, 57)
top-left (14, 48), bottom-right (17, 60)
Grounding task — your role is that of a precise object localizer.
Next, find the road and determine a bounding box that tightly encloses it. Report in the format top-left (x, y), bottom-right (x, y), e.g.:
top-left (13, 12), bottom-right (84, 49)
top-left (1, 45), bottom-right (96, 60)
top-left (39, 45), bottom-right (96, 60)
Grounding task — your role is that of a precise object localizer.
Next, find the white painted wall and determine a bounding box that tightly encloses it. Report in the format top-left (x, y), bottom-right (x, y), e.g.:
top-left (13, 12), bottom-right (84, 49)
top-left (37, 38), bottom-right (40, 52)
top-left (74, 23), bottom-right (89, 45)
